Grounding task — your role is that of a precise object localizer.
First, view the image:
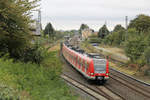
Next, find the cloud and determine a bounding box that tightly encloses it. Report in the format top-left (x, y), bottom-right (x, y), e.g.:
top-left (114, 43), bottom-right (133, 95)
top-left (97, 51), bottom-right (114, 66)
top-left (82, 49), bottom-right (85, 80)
top-left (39, 0), bottom-right (150, 30)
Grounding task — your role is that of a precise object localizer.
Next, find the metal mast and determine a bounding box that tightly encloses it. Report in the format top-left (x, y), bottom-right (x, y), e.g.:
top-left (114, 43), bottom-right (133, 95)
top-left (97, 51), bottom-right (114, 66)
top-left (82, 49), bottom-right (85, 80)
top-left (36, 9), bottom-right (41, 36)
top-left (32, 9), bottom-right (42, 36)
top-left (125, 16), bottom-right (128, 40)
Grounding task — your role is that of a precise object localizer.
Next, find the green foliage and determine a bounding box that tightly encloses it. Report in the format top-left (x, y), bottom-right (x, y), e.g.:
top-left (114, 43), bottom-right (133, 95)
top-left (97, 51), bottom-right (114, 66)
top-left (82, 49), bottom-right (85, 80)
top-left (98, 25), bottom-right (109, 38)
top-left (113, 24), bottom-right (125, 32)
top-left (44, 22), bottom-right (55, 38)
top-left (124, 36), bottom-right (146, 62)
top-left (88, 37), bottom-right (102, 43)
top-left (129, 14), bottom-right (150, 33)
top-left (100, 14), bottom-right (150, 69)
top-left (144, 34), bottom-right (150, 46)
top-left (79, 24), bottom-right (89, 34)
top-left (102, 34), bottom-right (113, 45)
top-left (102, 29), bottom-right (126, 46)
top-left (0, 51), bottom-right (77, 100)
top-left (0, 0), bottom-right (39, 59)
top-left (144, 47), bottom-right (150, 66)
top-left (20, 43), bottom-right (47, 64)
top-left (127, 28), bottom-right (139, 38)
top-left (0, 84), bottom-right (20, 100)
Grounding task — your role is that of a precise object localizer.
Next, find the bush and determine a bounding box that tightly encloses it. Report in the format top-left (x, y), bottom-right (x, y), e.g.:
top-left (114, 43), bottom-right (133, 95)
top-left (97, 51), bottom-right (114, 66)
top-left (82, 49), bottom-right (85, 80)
top-left (0, 51), bottom-right (77, 100)
top-left (102, 34), bottom-right (113, 45)
top-left (144, 70), bottom-right (150, 76)
top-left (102, 29), bottom-right (126, 46)
top-left (0, 84), bottom-right (20, 100)
top-left (20, 43), bottom-right (47, 64)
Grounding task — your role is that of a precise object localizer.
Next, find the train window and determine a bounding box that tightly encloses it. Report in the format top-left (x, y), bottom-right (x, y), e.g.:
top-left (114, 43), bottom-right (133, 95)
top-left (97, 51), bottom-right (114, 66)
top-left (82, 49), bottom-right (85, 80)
top-left (81, 58), bottom-right (83, 67)
top-left (72, 55), bottom-right (73, 62)
top-left (73, 56), bottom-right (75, 63)
top-left (85, 61), bottom-right (89, 72)
top-left (81, 59), bottom-right (83, 68)
top-left (85, 61), bottom-right (87, 68)
top-left (83, 60), bottom-right (85, 68)
top-left (78, 57), bottom-right (80, 67)
top-left (80, 59), bottom-right (82, 68)
top-left (76, 56), bottom-right (78, 65)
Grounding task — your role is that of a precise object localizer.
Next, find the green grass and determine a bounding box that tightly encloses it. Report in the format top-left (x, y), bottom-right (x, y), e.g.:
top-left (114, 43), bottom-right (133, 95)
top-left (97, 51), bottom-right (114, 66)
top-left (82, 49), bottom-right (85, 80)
top-left (0, 51), bottom-right (78, 100)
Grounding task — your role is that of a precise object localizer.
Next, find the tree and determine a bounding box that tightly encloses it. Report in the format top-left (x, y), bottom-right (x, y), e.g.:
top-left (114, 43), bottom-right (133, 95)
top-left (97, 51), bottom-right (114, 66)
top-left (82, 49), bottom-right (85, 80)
top-left (125, 36), bottom-right (146, 62)
top-left (44, 23), bottom-right (55, 38)
top-left (98, 25), bottom-right (109, 38)
top-left (0, 0), bottom-right (39, 58)
top-left (129, 14), bottom-right (150, 33)
top-left (113, 24), bottom-right (125, 32)
top-left (102, 29), bottom-right (126, 46)
top-left (79, 24), bottom-right (89, 34)
top-left (144, 47), bottom-right (150, 66)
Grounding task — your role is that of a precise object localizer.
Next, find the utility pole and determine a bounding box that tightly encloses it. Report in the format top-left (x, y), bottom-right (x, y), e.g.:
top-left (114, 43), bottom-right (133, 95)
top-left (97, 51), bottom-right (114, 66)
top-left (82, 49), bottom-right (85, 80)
top-left (104, 21), bottom-right (107, 36)
top-left (32, 9), bottom-right (42, 36)
top-left (36, 9), bottom-right (42, 36)
top-left (125, 16), bottom-right (128, 41)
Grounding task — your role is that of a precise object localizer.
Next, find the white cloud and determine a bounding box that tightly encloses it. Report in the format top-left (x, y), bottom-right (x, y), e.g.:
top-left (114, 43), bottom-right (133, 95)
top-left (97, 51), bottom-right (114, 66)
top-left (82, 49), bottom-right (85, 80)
top-left (38, 0), bottom-right (150, 30)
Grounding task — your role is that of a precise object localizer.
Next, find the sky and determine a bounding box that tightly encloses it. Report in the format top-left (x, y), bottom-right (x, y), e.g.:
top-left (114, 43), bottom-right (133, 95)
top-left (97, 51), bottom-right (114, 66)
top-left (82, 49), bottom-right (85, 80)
top-left (33, 0), bottom-right (150, 31)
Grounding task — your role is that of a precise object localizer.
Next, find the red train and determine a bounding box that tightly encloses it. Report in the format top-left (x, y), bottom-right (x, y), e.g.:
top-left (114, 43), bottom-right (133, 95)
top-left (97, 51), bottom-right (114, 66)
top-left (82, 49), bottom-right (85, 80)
top-left (61, 42), bottom-right (109, 83)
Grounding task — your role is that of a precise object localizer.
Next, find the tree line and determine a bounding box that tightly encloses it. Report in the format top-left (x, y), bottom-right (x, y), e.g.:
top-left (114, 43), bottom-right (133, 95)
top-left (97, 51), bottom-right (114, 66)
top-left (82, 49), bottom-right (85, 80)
top-left (80, 14), bottom-right (150, 73)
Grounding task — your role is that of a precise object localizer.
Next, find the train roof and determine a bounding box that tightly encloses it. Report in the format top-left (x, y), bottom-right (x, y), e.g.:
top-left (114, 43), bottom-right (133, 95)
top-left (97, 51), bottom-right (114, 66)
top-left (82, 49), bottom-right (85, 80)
top-left (64, 43), bottom-right (105, 60)
top-left (87, 53), bottom-right (103, 59)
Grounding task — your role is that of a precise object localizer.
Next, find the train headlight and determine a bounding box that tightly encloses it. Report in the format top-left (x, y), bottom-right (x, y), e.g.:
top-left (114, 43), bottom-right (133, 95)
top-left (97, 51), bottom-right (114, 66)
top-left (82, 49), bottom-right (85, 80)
top-left (91, 73), bottom-right (94, 75)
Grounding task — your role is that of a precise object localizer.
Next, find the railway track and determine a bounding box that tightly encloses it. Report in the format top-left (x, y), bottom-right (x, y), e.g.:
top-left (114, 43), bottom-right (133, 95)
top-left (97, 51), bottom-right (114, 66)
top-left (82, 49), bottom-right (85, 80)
top-left (61, 73), bottom-right (124, 100)
top-left (95, 86), bottom-right (124, 100)
top-left (61, 73), bottom-right (108, 100)
top-left (108, 68), bottom-right (150, 100)
top-left (110, 74), bottom-right (150, 98)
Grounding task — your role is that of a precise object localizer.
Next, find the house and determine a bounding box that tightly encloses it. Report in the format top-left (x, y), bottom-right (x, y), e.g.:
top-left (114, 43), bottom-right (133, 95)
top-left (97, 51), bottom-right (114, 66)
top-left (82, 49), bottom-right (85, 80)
top-left (81, 28), bottom-right (98, 40)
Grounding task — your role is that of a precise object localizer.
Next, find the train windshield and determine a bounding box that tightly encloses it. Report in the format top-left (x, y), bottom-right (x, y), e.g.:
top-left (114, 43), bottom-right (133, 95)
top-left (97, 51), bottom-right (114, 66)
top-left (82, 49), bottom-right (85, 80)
top-left (93, 59), bottom-right (106, 73)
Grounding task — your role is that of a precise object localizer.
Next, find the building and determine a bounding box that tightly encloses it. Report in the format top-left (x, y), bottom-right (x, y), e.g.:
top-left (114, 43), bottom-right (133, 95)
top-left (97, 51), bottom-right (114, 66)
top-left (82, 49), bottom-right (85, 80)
top-left (81, 28), bottom-right (98, 40)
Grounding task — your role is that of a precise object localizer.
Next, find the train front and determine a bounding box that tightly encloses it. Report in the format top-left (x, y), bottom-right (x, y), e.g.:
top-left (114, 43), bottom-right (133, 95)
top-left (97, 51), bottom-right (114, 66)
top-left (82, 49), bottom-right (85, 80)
top-left (93, 59), bottom-right (109, 81)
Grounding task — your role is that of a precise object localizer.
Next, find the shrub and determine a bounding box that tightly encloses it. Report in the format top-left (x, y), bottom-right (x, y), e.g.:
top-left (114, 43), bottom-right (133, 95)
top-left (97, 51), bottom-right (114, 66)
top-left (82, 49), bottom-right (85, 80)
top-left (0, 51), bottom-right (77, 100)
top-left (102, 29), bottom-right (126, 46)
top-left (102, 34), bottom-right (113, 45)
top-left (19, 43), bottom-right (47, 64)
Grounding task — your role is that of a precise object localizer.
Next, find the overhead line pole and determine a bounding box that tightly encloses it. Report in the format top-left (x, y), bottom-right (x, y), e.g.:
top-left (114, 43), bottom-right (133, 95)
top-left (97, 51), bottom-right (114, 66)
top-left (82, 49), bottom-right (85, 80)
top-left (125, 16), bottom-right (128, 41)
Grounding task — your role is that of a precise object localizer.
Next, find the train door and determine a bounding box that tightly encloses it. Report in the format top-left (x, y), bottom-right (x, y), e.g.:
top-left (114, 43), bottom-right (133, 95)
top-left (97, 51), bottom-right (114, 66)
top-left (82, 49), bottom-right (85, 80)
top-left (85, 61), bottom-right (88, 74)
top-left (77, 56), bottom-right (80, 69)
top-left (80, 58), bottom-right (83, 71)
top-left (79, 57), bottom-right (81, 69)
top-left (73, 53), bottom-right (75, 65)
top-left (87, 62), bottom-right (90, 75)
top-left (82, 59), bottom-right (85, 72)
top-left (75, 55), bottom-right (77, 67)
